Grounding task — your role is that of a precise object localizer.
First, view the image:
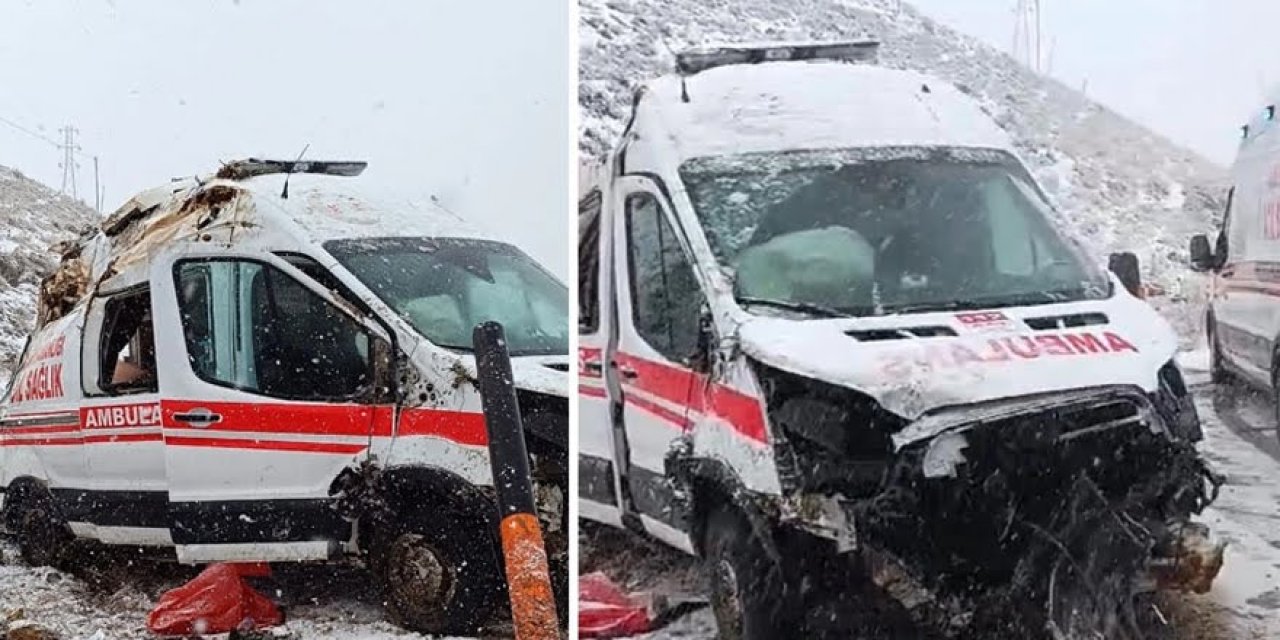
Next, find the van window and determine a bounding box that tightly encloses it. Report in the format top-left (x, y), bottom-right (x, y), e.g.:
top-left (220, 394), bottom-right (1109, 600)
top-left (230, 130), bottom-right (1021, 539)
top-left (175, 260), bottom-right (373, 401)
top-left (579, 190), bottom-right (602, 333)
top-left (99, 290), bottom-right (157, 394)
top-left (1218, 187), bottom-right (1235, 262)
top-left (326, 237), bottom-right (569, 357)
top-left (681, 147), bottom-right (1111, 316)
top-left (626, 193), bottom-right (704, 363)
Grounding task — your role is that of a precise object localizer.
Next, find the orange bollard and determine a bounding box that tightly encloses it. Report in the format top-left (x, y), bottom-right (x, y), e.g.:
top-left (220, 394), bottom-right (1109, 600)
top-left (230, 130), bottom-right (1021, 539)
top-left (473, 321), bottom-right (561, 639)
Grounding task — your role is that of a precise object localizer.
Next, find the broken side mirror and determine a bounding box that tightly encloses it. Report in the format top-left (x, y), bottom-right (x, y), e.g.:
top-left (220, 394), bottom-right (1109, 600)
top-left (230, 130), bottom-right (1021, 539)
top-left (368, 336), bottom-right (397, 404)
top-left (687, 309), bottom-right (715, 375)
top-left (1188, 234), bottom-right (1215, 272)
top-left (1108, 252), bottom-right (1142, 298)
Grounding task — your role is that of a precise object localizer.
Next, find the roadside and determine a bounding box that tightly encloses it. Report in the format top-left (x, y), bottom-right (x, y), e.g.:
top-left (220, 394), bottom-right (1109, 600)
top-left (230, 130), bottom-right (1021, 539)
top-left (0, 543), bottom-right (490, 640)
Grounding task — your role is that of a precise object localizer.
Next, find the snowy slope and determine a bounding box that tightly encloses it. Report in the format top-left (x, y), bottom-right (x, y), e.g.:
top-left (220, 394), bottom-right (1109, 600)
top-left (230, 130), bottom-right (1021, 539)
top-left (579, 0), bottom-right (1227, 341)
top-left (0, 165), bottom-right (97, 376)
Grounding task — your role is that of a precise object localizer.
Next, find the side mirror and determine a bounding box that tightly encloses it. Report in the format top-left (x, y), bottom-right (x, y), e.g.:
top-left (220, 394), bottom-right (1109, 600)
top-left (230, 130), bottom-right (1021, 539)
top-left (368, 337), bottom-right (397, 404)
top-left (1189, 234), bottom-right (1214, 272)
top-left (1108, 252), bottom-right (1142, 298)
top-left (687, 310), bottom-right (716, 375)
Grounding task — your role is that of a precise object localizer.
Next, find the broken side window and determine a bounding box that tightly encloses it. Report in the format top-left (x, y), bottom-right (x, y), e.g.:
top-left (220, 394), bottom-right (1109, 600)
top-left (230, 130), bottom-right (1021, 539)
top-left (579, 189), bottom-right (602, 334)
top-left (625, 193), bottom-right (704, 364)
top-left (175, 259), bottom-right (373, 401)
top-left (99, 290), bottom-right (158, 395)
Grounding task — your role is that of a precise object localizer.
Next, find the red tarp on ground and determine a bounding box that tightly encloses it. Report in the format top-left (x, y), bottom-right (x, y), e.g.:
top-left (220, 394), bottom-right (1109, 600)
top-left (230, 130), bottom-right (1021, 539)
top-left (578, 572), bottom-right (654, 638)
top-left (146, 562), bottom-right (283, 636)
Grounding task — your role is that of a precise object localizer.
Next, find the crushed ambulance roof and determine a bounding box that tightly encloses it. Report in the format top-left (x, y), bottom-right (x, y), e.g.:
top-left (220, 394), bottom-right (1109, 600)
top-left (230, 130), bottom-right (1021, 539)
top-left (232, 174), bottom-right (495, 243)
top-left (107, 172), bottom-right (496, 245)
top-left (639, 62), bottom-right (1014, 159)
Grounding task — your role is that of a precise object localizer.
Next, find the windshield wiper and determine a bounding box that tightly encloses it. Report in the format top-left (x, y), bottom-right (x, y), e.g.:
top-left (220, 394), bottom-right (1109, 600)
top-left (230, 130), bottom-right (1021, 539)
top-left (736, 296), bottom-right (852, 318)
top-left (881, 287), bottom-right (1110, 316)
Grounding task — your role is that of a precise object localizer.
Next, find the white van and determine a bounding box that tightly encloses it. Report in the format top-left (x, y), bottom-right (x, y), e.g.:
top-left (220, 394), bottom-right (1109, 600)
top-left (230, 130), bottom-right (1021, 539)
top-left (579, 42), bottom-right (1220, 638)
top-left (0, 159), bottom-right (569, 634)
top-left (1190, 101), bottom-right (1280, 420)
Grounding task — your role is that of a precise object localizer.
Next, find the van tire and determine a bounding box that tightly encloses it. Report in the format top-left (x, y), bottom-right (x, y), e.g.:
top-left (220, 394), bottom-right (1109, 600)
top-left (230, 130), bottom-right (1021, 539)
top-left (1208, 317), bottom-right (1230, 384)
top-left (11, 489), bottom-right (70, 568)
top-left (704, 506), bottom-right (793, 640)
top-left (370, 511), bottom-right (503, 635)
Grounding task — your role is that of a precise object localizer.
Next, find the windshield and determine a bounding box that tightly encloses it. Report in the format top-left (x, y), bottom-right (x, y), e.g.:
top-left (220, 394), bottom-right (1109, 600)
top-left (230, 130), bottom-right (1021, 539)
top-left (680, 147), bottom-right (1111, 317)
top-left (326, 237), bottom-right (569, 356)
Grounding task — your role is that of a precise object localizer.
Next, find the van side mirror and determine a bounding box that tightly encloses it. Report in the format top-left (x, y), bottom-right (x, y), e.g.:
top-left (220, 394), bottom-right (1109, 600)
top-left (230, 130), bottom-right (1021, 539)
top-left (687, 310), bottom-right (715, 375)
top-left (1189, 234), bottom-right (1215, 272)
top-left (1108, 252), bottom-right (1142, 298)
top-left (368, 336), bottom-right (397, 403)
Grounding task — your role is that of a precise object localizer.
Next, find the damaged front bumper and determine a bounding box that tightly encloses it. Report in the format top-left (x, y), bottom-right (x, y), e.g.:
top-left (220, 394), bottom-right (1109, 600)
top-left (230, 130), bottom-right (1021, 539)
top-left (779, 386), bottom-right (1224, 637)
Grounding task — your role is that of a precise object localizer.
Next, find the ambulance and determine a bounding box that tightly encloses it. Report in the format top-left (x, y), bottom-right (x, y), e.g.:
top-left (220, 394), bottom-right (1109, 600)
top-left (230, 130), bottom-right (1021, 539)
top-left (1190, 100), bottom-right (1280, 426)
top-left (578, 42), bottom-right (1221, 638)
top-left (0, 159), bottom-right (569, 634)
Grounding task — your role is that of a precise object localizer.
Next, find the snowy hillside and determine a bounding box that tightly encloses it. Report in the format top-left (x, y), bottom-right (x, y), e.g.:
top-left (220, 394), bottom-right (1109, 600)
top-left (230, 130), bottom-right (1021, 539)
top-left (0, 165), bottom-right (97, 374)
top-left (579, 0), bottom-right (1227, 340)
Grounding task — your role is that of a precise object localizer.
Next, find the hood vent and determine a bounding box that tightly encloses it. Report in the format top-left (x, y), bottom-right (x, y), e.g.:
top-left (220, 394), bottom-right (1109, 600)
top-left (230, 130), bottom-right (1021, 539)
top-left (542, 362), bottom-right (570, 372)
top-left (847, 326), bottom-right (957, 342)
top-left (1023, 313), bottom-right (1109, 331)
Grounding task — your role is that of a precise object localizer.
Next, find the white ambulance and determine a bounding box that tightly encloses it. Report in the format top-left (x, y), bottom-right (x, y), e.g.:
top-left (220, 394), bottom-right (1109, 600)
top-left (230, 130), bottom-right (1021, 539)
top-left (0, 159), bottom-right (569, 634)
top-left (1190, 100), bottom-right (1280, 422)
top-left (579, 42), bottom-right (1220, 638)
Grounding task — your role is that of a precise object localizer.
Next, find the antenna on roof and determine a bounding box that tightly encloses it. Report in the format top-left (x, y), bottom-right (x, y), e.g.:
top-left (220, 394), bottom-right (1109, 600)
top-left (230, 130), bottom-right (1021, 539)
top-left (280, 143), bottom-right (311, 199)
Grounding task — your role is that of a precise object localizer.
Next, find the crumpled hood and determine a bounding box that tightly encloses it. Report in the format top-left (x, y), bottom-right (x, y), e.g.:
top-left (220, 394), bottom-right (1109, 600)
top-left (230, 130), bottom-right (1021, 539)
top-left (736, 294), bottom-right (1177, 423)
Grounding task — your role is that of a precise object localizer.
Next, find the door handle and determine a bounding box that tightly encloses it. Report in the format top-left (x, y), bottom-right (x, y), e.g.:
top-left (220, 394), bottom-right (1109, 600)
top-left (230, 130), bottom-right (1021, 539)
top-left (617, 366), bottom-right (639, 380)
top-left (173, 408), bottom-right (223, 428)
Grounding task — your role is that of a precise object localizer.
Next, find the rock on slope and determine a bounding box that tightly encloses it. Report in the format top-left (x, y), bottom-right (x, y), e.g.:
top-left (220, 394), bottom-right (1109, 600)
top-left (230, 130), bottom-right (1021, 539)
top-left (0, 165), bottom-right (97, 376)
top-left (579, 0), bottom-right (1227, 339)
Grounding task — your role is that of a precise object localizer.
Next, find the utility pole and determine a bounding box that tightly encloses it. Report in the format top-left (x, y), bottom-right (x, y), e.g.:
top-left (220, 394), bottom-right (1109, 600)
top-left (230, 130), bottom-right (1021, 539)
top-left (1012, 0), bottom-right (1046, 73)
top-left (58, 125), bottom-right (81, 200)
top-left (93, 156), bottom-right (102, 213)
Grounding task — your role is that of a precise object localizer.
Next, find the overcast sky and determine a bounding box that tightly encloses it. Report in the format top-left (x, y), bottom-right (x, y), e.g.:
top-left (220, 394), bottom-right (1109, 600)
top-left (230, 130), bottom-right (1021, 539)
top-left (0, 1), bottom-right (568, 277)
top-left (911, 0), bottom-right (1280, 166)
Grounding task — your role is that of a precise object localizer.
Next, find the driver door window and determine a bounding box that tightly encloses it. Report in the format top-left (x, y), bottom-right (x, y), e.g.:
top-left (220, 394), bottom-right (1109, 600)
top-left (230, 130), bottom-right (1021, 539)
top-left (626, 193), bottom-right (704, 363)
top-left (175, 260), bottom-right (373, 401)
top-left (98, 290), bottom-right (158, 395)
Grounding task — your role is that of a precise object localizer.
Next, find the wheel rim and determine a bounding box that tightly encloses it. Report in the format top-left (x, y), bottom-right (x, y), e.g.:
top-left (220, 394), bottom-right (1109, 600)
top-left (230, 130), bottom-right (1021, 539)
top-left (385, 533), bottom-right (456, 617)
top-left (712, 557), bottom-right (745, 639)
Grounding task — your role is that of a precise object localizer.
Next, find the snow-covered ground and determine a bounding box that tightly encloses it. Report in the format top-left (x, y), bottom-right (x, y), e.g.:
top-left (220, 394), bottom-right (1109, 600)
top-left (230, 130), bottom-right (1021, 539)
top-left (0, 550), bottom-right (488, 639)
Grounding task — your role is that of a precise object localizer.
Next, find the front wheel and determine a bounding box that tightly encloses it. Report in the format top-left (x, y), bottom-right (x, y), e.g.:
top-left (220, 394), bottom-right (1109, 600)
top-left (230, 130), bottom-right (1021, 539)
top-left (369, 511), bottom-right (504, 635)
top-left (704, 506), bottom-right (794, 640)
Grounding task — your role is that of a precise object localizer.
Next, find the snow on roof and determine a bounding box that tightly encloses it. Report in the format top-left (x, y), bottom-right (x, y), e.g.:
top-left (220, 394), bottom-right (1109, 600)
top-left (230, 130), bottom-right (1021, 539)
top-left (638, 62), bottom-right (1013, 159)
top-left (233, 174), bottom-right (496, 244)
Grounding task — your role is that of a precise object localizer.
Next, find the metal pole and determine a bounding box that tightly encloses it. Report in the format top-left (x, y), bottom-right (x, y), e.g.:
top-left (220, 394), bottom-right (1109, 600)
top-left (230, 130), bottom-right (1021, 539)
top-left (472, 321), bottom-right (559, 639)
top-left (93, 156), bottom-right (100, 213)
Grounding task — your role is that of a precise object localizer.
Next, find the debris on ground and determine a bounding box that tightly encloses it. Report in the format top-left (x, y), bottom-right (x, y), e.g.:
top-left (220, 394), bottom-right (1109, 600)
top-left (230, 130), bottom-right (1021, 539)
top-left (145, 563), bottom-right (283, 636)
top-left (4, 619), bottom-right (60, 640)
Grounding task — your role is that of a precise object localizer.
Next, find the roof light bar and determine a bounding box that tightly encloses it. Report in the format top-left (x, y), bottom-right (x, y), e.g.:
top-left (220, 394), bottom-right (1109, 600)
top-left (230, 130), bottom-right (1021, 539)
top-left (216, 158), bottom-right (368, 180)
top-left (675, 40), bottom-right (881, 76)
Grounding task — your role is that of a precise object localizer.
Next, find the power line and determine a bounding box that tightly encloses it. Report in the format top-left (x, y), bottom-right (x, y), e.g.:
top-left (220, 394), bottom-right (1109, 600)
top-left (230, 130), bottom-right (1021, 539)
top-left (0, 113), bottom-right (63, 149)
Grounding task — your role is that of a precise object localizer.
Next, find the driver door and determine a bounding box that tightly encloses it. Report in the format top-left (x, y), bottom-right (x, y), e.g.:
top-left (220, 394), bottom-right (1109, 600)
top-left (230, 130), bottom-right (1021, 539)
top-left (153, 252), bottom-right (394, 563)
top-left (611, 176), bottom-right (707, 553)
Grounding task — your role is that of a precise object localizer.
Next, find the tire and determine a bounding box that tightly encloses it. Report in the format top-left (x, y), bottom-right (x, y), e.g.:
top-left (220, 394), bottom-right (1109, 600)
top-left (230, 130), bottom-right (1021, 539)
top-left (11, 488), bottom-right (70, 568)
top-left (370, 510), bottom-right (504, 635)
top-left (1272, 359), bottom-right (1280, 445)
top-left (704, 506), bottom-right (794, 640)
top-left (1208, 317), bottom-right (1230, 384)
